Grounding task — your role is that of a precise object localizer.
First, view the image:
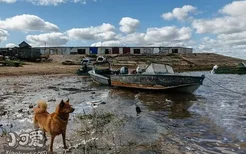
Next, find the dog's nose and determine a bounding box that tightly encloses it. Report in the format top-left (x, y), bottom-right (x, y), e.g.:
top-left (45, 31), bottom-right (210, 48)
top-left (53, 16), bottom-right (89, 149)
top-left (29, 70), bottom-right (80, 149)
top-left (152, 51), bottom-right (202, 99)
top-left (71, 108), bottom-right (75, 113)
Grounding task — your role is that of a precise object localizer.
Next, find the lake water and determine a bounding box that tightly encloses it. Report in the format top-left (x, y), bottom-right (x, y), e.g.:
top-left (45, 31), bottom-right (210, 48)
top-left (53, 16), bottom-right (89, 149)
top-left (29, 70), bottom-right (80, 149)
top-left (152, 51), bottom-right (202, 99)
top-left (0, 72), bottom-right (246, 153)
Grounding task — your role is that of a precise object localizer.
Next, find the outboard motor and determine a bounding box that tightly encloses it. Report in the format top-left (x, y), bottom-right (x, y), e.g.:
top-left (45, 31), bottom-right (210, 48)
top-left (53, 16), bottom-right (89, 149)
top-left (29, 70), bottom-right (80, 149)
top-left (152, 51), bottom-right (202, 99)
top-left (120, 66), bottom-right (128, 74)
top-left (136, 65), bottom-right (142, 74)
top-left (211, 65), bottom-right (218, 74)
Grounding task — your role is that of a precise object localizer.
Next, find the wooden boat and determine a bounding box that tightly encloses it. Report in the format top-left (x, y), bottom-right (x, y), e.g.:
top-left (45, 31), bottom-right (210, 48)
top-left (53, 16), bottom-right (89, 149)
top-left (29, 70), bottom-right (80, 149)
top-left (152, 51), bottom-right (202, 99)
top-left (211, 62), bottom-right (246, 75)
top-left (89, 62), bottom-right (205, 93)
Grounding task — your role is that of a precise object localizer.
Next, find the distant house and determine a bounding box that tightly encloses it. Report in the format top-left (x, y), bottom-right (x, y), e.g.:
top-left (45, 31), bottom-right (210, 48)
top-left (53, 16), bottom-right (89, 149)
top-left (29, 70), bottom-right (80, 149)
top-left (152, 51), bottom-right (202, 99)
top-left (1, 41), bottom-right (193, 56)
top-left (19, 41), bottom-right (31, 48)
top-left (159, 47), bottom-right (193, 54)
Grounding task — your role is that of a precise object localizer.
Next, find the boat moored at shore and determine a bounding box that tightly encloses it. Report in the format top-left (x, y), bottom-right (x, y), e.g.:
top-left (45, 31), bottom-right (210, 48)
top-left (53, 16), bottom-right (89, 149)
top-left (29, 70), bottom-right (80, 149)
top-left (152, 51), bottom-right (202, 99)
top-left (88, 59), bottom-right (205, 93)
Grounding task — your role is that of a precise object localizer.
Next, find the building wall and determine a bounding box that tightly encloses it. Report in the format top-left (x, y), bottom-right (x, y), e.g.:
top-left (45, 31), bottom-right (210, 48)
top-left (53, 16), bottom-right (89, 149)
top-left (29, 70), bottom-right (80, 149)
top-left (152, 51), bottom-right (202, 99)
top-left (130, 47), bottom-right (144, 54)
top-left (160, 47), bottom-right (169, 54)
top-left (185, 48), bottom-right (193, 53)
top-left (99, 47), bottom-right (113, 55)
top-left (7, 46), bottom-right (193, 55)
top-left (143, 48), bottom-right (154, 54)
top-left (74, 47), bottom-right (90, 54)
top-left (119, 47), bottom-right (124, 54)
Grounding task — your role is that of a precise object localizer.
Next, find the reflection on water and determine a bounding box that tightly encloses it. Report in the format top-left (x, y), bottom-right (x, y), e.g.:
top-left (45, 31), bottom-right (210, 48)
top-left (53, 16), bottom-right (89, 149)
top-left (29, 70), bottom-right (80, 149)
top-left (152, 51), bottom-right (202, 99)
top-left (103, 72), bottom-right (246, 153)
top-left (136, 92), bottom-right (196, 119)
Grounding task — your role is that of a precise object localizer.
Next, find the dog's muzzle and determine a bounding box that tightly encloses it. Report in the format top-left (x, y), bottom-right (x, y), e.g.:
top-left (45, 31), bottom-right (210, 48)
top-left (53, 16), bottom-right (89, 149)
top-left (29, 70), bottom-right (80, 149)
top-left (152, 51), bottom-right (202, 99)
top-left (70, 108), bottom-right (75, 113)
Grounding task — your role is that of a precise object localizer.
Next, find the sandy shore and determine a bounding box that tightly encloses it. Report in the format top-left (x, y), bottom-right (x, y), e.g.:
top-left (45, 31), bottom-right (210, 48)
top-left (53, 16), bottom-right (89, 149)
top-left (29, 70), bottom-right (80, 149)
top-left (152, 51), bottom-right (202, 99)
top-left (0, 62), bottom-right (80, 76)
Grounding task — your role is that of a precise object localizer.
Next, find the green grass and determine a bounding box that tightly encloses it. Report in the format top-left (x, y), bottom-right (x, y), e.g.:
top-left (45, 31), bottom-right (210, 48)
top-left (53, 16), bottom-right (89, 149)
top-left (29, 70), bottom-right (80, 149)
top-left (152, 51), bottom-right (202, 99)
top-left (5, 60), bottom-right (25, 67)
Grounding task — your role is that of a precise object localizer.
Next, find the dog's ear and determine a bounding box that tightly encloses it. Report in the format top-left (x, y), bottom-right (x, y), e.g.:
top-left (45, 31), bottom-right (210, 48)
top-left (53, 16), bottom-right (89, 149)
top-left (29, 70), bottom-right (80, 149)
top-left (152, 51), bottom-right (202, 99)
top-left (66, 99), bottom-right (70, 103)
top-left (60, 100), bottom-right (65, 108)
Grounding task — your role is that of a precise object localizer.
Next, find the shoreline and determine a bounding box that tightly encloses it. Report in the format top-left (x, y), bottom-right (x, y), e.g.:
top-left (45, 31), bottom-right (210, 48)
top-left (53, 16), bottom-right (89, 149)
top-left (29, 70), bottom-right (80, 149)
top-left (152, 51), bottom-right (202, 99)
top-left (0, 53), bottom-right (245, 77)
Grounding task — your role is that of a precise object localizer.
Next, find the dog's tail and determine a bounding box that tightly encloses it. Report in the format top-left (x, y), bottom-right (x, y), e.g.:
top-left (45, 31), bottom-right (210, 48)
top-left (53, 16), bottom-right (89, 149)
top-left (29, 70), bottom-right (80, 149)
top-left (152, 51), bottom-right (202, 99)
top-left (34, 100), bottom-right (48, 113)
top-left (33, 100), bottom-right (48, 129)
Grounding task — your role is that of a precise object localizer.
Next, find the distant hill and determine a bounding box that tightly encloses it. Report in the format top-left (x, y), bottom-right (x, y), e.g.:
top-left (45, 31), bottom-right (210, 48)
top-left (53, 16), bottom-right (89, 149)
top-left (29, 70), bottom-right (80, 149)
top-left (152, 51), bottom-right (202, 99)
top-left (105, 53), bottom-right (246, 72)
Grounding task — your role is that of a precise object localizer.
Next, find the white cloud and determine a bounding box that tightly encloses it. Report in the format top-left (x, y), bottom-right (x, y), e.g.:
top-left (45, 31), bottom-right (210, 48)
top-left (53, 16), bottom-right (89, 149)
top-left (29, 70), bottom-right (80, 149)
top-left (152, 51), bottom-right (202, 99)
top-left (26, 32), bottom-right (69, 47)
top-left (193, 0), bottom-right (246, 59)
top-left (0, 0), bottom-right (94, 5)
top-left (144, 26), bottom-right (192, 44)
top-left (66, 23), bottom-right (116, 41)
top-left (120, 33), bottom-right (146, 45)
top-left (193, 1), bottom-right (246, 35)
top-left (197, 32), bottom-right (246, 50)
top-left (27, 0), bottom-right (65, 5)
top-left (217, 32), bottom-right (246, 46)
top-left (27, 0), bottom-right (94, 5)
top-left (91, 40), bottom-right (123, 47)
top-left (121, 26), bottom-right (191, 46)
top-left (192, 16), bottom-right (246, 34)
top-left (92, 26), bottom-right (192, 47)
top-left (161, 5), bottom-right (197, 21)
top-left (0, 29), bottom-right (8, 42)
top-left (0, 14), bottom-right (59, 32)
top-left (0, 0), bottom-right (16, 3)
top-left (196, 36), bottom-right (246, 59)
top-left (219, 1), bottom-right (246, 16)
top-left (119, 17), bottom-right (140, 33)
top-left (6, 43), bottom-right (17, 48)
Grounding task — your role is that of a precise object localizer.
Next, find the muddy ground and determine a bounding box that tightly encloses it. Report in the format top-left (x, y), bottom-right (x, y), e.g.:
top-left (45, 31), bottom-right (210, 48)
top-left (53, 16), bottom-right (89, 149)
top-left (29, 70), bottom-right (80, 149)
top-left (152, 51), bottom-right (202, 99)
top-left (0, 74), bottom-right (208, 154)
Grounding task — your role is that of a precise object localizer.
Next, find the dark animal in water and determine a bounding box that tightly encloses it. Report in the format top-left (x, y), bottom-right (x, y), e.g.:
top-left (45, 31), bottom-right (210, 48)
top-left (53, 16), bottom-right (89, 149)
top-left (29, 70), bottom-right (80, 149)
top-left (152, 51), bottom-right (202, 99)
top-left (135, 104), bottom-right (141, 116)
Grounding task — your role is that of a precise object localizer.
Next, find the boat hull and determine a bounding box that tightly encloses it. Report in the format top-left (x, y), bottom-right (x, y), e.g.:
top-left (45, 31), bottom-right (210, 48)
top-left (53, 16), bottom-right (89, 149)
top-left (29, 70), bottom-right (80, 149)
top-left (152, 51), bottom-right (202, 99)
top-left (110, 74), bottom-right (205, 93)
top-left (214, 67), bottom-right (246, 74)
top-left (88, 70), bottom-right (110, 85)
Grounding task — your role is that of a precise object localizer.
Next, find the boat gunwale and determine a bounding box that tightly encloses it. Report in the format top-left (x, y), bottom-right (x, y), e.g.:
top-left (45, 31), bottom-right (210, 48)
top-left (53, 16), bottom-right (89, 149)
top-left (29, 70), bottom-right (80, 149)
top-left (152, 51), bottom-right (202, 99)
top-left (110, 81), bottom-right (202, 90)
top-left (110, 73), bottom-right (205, 79)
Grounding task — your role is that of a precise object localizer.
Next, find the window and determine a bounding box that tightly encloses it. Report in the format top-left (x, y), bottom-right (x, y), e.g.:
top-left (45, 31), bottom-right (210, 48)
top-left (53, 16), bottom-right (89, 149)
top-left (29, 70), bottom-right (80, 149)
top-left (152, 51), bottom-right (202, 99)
top-left (172, 49), bottom-right (178, 53)
top-left (133, 49), bottom-right (141, 54)
top-left (105, 49), bottom-right (111, 54)
top-left (78, 49), bottom-right (86, 54)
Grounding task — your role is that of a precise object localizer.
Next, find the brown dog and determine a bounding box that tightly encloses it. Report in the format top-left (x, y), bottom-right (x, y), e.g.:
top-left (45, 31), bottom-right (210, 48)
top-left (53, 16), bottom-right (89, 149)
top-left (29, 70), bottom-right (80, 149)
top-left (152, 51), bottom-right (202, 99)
top-left (33, 99), bottom-right (75, 152)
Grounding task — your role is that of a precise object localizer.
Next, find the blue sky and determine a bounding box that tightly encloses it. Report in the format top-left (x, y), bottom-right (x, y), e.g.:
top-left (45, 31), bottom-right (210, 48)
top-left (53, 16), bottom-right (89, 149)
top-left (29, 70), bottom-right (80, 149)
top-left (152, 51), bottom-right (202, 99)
top-left (0, 0), bottom-right (246, 59)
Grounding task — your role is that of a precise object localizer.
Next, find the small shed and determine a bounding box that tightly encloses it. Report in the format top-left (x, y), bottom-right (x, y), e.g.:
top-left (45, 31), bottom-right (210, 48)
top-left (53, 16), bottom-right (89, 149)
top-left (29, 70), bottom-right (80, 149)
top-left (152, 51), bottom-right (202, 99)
top-left (19, 41), bottom-right (31, 48)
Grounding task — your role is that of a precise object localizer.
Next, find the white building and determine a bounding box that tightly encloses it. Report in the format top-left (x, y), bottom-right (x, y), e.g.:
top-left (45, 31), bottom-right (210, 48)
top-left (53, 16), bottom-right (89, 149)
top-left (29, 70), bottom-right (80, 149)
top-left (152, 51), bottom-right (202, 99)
top-left (34, 46), bottom-right (193, 55)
